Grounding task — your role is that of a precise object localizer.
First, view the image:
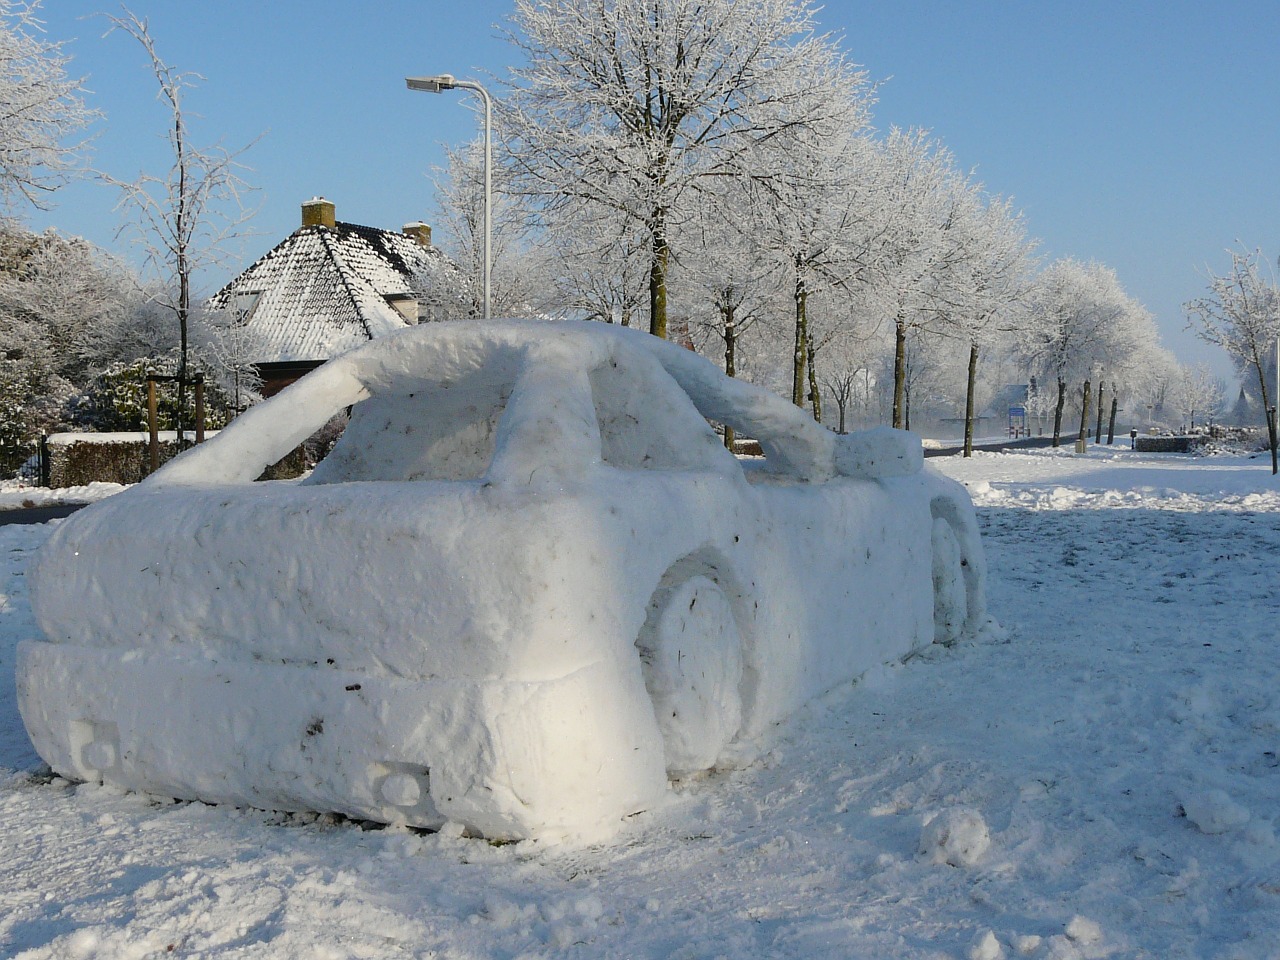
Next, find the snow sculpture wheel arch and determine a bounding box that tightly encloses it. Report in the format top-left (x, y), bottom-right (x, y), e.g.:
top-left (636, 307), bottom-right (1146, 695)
top-left (634, 549), bottom-right (752, 775)
top-left (929, 495), bottom-right (986, 645)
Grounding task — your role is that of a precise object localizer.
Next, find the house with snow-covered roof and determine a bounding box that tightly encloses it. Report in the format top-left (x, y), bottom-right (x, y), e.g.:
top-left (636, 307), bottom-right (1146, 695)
top-left (208, 197), bottom-right (466, 396)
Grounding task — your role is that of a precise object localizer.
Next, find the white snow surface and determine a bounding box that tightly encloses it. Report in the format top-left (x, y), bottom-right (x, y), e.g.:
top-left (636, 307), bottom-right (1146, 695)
top-left (2, 445), bottom-right (1279, 957)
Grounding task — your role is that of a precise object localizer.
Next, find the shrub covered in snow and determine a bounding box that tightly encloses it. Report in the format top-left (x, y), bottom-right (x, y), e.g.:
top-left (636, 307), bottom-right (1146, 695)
top-left (18, 319), bottom-right (987, 841)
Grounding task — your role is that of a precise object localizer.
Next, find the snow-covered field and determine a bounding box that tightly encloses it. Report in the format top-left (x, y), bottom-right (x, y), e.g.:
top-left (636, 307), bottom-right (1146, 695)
top-left (2, 447), bottom-right (1278, 959)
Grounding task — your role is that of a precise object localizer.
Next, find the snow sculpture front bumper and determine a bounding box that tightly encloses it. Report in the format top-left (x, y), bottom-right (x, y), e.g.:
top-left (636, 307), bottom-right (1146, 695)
top-left (16, 639), bottom-right (666, 840)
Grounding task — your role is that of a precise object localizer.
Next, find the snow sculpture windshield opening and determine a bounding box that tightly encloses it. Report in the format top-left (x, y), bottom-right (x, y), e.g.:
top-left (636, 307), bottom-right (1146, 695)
top-left (303, 348), bottom-right (519, 484)
top-left (588, 358), bottom-right (733, 472)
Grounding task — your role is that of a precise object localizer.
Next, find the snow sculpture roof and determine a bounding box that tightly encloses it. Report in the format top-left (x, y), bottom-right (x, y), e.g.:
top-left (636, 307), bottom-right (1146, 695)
top-left (207, 220), bottom-right (459, 365)
top-left (147, 319), bottom-right (870, 489)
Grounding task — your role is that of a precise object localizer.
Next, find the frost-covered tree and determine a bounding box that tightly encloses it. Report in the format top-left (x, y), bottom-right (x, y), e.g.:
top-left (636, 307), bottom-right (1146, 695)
top-left (1167, 363), bottom-right (1224, 431)
top-left (1185, 247), bottom-right (1280, 459)
top-left (0, 226), bottom-right (146, 459)
top-left (543, 196), bottom-right (649, 324)
top-left (1019, 259), bottom-right (1141, 446)
top-left (502, 0), bottom-right (866, 339)
top-left (680, 185), bottom-right (782, 398)
top-left (430, 139), bottom-right (555, 318)
top-left (0, 1), bottom-right (92, 214)
top-left (928, 186), bottom-right (1036, 455)
top-left (748, 120), bottom-right (873, 412)
top-left (853, 129), bottom-right (968, 429)
top-left (819, 318), bottom-right (882, 433)
top-left (101, 10), bottom-right (256, 439)
top-left (197, 306), bottom-right (265, 414)
top-left (0, 227), bottom-right (137, 382)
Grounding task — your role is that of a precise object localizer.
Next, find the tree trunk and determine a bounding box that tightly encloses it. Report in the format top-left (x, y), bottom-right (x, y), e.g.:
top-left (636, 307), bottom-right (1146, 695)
top-left (892, 314), bottom-right (907, 429)
top-left (1253, 351), bottom-right (1278, 474)
top-left (177, 259), bottom-right (189, 442)
top-left (963, 341), bottom-right (978, 457)
top-left (1094, 381), bottom-right (1105, 444)
top-left (1270, 407), bottom-right (1279, 475)
top-left (648, 213), bottom-right (668, 339)
top-left (806, 331), bottom-right (821, 423)
top-left (1077, 379), bottom-right (1091, 448)
top-left (1107, 397), bottom-right (1118, 444)
top-left (792, 264), bottom-right (807, 407)
top-left (723, 303), bottom-right (736, 450)
top-left (1052, 377), bottom-right (1066, 447)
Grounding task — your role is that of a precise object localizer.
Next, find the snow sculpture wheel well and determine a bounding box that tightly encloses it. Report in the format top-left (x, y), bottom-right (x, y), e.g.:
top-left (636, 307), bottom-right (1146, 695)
top-left (928, 496), bottom-right (982, 645)
top-left (634, 548), bottom-right (753, 776)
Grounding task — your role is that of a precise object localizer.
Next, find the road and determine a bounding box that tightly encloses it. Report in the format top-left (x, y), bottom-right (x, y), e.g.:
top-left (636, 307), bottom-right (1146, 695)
top-left (0, 503), bottom-right (86, 526)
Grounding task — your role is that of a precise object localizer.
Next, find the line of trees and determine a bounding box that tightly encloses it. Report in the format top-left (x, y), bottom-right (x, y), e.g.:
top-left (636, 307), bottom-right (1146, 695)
top-left (422, 0), bottom-right (1208, 452)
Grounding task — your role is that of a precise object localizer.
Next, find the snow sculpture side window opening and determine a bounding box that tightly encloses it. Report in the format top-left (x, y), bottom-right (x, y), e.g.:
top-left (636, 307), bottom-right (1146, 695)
top-left (588, 356), bottom-right (736, 473)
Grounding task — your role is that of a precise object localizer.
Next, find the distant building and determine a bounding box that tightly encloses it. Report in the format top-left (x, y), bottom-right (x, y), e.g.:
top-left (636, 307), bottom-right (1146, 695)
top-left (208, 197), bottom-right (466, 396)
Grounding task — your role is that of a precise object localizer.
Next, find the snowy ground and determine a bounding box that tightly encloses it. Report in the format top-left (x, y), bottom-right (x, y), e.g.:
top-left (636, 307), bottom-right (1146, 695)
top-left (2, 446), bottom-right (1278, 959)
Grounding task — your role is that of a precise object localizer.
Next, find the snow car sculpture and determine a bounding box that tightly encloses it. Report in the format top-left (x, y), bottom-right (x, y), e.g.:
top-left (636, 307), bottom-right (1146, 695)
top-left (18, 319), bottom-right (986, 841)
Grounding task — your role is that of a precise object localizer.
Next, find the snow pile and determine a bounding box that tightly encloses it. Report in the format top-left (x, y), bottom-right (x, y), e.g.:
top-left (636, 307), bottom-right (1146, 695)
top-left (1180, 788), bottom-right (1251, 835)
top-left (17, 320), bottom-right (984, 842)
top-left (918, 807), bottom-right (991, 866)
top-left (46, 430), bottom-right (216, 446)
top-left (949, 446), bottom-right (1280, 513)
top-left (0, 480), bottom-right (123, 510)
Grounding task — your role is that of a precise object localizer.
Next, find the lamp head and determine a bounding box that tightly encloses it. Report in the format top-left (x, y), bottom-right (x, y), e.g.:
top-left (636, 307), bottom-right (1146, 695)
top-left (405, 74), bottom-right (457, 93)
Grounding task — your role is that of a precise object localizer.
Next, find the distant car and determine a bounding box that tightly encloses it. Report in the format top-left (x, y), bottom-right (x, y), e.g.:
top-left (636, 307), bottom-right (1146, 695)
top-left (18, 320), bottom-right (986, 841)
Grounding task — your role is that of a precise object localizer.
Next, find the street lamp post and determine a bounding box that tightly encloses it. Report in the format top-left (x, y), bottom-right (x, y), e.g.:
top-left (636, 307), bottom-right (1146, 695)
top-left (406, 74), bottom-right (492, 320)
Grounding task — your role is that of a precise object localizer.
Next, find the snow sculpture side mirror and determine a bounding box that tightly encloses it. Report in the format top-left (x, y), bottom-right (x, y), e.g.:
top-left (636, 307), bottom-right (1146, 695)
top-left (833, 427), bottom-right (923, 480)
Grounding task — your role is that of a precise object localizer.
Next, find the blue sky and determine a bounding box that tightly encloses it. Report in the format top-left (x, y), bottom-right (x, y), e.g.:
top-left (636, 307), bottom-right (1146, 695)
top-left (24, 1), bottom-right (1280, 378)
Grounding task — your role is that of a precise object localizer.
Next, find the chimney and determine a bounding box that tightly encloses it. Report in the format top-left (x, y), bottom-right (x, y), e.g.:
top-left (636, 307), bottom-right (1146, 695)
top-left (302, 197), bottom-right (336, 229)
top-left (402, 221), bottom-right (432, 247)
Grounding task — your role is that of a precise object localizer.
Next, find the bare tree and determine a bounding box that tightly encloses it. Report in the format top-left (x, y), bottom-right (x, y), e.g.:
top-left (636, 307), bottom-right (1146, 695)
top-left (100, 10), bottom-right (256, 439)
top-left (682, 184), bottom-right (781, 377)
top-left (1185, 246), bottom-right (1280, 466)
top-left (502, 0), bottom-right (865, 339)
top-left (1168, 363), bottom-right (1224, 432)
top-left (930, 186), bottom-right (1036, 455)
top-left (849, 128), bottom-right (968, 429)
top-left (1020, 259), bottom-right (1137, 446)
top-left (0, 1), bottom-right (92, 214)
top-left (430, 138), bottom-right (556, 318)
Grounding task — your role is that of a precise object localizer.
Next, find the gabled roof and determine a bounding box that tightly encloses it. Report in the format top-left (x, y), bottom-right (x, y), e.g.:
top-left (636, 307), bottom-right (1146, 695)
top-left (210, 221), bottom-right (453, 365)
